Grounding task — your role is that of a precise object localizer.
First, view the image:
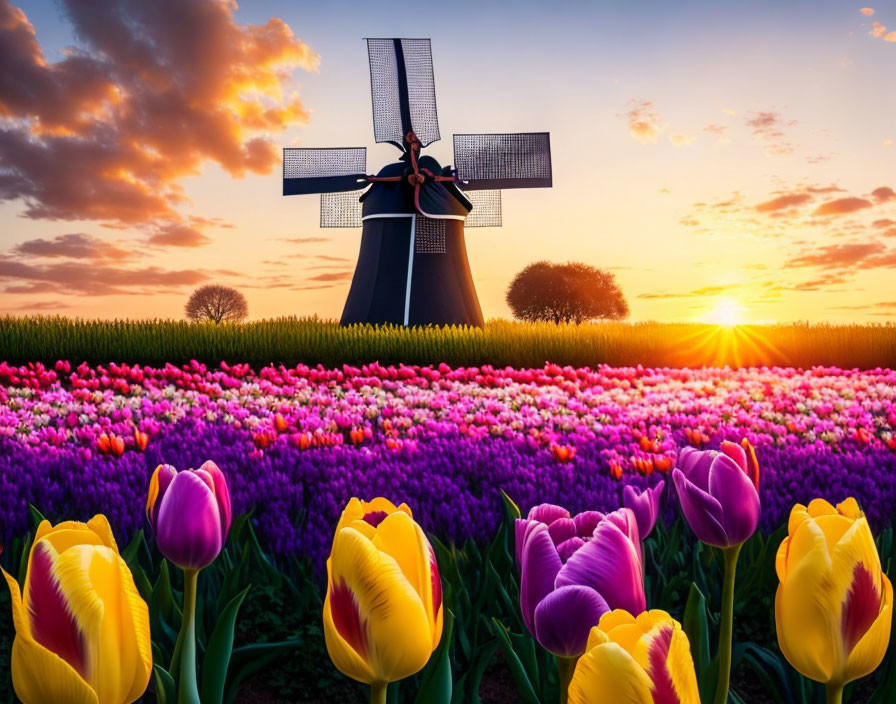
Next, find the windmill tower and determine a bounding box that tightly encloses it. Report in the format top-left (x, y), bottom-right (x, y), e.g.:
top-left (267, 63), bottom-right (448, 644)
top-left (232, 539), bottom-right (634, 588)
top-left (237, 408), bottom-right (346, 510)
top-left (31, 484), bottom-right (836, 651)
top-left (283, 38), bottom-right (552, 327)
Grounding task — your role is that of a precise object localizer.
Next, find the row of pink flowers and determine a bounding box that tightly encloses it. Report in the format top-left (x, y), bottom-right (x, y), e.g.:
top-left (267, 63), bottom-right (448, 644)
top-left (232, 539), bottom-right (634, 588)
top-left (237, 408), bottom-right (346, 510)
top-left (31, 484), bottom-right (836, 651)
top-left (1, 360), bottom-right (895, 477)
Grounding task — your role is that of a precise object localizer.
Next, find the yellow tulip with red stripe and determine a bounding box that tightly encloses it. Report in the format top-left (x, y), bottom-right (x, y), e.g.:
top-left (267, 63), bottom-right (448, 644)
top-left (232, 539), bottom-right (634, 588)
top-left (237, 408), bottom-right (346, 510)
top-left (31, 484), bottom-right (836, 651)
top-left (1, 515), bottom-right (152, 704)
top-left (776, 498), bottom-right (892, 689)
top-left (568, 609), bottom-right (700, 704)
top-left (323, 497), bottom-right (443, 686)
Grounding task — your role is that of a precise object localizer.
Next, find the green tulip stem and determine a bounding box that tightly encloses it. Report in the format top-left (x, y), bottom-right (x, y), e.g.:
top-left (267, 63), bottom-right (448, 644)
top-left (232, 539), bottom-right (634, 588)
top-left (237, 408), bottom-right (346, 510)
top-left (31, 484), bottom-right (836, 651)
top-left (713, 543), bottom-right (742, 704)
top-left (370, 682), bottom-right (388, 704)
top-left (826, 684), bottom-right (844, 704)
top-left (556, 655), bottom-right (578, 704)
top-left (178, 568), bottom-right (201, 704)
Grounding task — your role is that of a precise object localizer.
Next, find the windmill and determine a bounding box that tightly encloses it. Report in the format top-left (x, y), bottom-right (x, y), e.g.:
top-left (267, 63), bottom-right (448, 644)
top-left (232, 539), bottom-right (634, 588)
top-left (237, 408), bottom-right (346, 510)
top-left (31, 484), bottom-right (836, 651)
top-left (283, 38), bottom-right (552, 327)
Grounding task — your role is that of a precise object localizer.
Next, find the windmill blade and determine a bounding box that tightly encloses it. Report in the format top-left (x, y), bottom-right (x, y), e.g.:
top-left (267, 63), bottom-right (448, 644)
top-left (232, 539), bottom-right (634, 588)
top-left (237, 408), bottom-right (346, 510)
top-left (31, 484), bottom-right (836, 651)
top-left (366, 38), bottom-right (440, 149)
top-left (464, 190), bottom-right (502, 227)
top-left (453, 133), bottom-right (552, 190)
top-left (321, 191), bottom-right (363, 228)
top-left (283, 147), bottom-right (368, 195)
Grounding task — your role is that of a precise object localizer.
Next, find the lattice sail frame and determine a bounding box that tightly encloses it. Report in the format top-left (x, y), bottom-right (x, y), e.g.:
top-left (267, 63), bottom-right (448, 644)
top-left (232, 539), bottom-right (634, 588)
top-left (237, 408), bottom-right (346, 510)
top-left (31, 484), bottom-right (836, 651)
top-left (321, 192), bottom-right (363, 228)
top-left (453, 133), bottom-right (552, 190)
top-left (464, 190), bottom-right (502, 227)
top-left (367, 39), bottom-right (440, 148)
top-left (282, 147), bottom-right (368, 196)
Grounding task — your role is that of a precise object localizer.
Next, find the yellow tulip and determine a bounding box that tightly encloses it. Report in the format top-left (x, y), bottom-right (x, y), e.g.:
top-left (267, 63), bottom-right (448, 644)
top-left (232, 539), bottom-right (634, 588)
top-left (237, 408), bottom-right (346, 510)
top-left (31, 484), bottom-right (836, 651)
top-left (568, 609), bottom-right (700, 704)
top-left (1, 515), bottom-right (152, 704)
top-left (775, 498), bottom-right (892, 698)
top-left (323, 497), bottom-right (443, 698)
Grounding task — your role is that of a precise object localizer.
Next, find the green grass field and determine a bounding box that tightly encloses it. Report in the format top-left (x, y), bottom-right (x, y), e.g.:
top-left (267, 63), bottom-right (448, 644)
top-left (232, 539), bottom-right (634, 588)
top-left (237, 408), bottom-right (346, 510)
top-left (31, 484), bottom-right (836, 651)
top-left (3, 315), bottom-right (896, 369)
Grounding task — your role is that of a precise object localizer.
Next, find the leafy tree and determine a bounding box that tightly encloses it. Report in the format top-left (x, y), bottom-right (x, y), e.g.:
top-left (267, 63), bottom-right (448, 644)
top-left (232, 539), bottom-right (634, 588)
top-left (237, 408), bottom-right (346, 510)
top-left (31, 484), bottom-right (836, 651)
top-left (185, 285), bottom-right (248, 323)
top-left (506, 261), bottom-right (629, 324)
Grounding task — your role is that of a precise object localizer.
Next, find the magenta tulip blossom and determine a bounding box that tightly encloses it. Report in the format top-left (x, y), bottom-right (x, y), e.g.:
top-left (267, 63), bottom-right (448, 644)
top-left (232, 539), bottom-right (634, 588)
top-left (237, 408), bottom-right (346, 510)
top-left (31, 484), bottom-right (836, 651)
top-left (672, 440), bottom-right (760, 548)
top-left (622, 480), bottom-right (664, 539)
top-left (515, 504), bottom-right (646, 657)
top-left (146, 460), bottom-right (232, 570)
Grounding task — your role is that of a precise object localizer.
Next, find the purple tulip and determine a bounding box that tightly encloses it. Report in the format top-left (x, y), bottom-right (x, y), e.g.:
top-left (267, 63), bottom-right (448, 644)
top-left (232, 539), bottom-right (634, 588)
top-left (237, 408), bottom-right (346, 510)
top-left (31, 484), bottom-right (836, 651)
top-left (145, 460), bottom-right (232, 570)
top-left (515, 503), bottom-right (646, 657)
top-left (672, 440), bottom-right (760, 548)
top-left (622, 480), bottom-right (665, 539)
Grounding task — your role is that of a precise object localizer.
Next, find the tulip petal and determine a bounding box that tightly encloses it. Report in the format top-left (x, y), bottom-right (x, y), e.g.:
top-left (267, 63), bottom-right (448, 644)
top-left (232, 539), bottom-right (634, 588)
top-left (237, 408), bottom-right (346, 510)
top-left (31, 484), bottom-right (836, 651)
top-left (23, 541), bottom-right (87, 679)
top-left (557, 536), bottom-right (585, 563)
top-left (4, 567), bottom-right (98, 704)
top-left (845, 574), bottom-right (892, 684)
top-left (326, 526), bottom-right (433, 684)
top-left (528, 503), bottom-right (571, 524)
top-left (556, 518), bottom-right (645, 615)
top-left (641, 618), bottom-right (700, 704)
top-left (533, 585), bottom-right (609, 657)
top-left (117, 557), bottom-right (153, 703)
top-left (573, 511), bottom-right (604, 538)
top-left (548, 518), bottom-right (578, 546)
top-left (623, 484), bottom-right (662, 540)
top-left (86, 515), bottom-right (119, 552)
top-left (775, 518), bottom-right (839, 683)
top-left (519, 522), bottom-right (563, 635)
top-left (836, 498), bottom-right (863, 520)
top-left (672, 469), bottom-right (729, 547)
top-left (676, 448), bottom-right (714, 490)
top-left (145, 464), bottom-right (176, 529)
top-left (200, 461), bottom-right (232, 537)
top-left (567, 641), bottom-right (654, 704)
top-left (50, 545), bottom-right (146, 704)
top-left (33, 523), bottom-right (107, 557)
top-left (372, 511), bottom-right (443, 649)
top-left (707, 455), bottom-right (760, 545)
top-left (155, 470), bottom-right (222, 569)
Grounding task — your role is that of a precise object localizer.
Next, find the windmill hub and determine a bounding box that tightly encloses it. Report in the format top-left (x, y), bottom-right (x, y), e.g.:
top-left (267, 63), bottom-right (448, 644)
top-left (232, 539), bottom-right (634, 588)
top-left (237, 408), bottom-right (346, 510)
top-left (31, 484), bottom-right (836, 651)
top-left (282, 38), bottom-right (553, 327)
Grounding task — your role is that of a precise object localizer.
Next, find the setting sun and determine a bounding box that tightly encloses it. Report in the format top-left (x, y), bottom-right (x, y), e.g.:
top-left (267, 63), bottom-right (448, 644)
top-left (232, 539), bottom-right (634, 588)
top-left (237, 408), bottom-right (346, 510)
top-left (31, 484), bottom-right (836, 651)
top-left (706, 298), bottom-right (744, 327)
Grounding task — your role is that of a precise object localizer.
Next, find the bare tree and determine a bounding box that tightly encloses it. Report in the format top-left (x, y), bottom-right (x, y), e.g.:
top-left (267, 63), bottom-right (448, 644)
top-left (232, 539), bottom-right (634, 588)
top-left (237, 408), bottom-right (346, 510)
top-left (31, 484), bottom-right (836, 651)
top-left (185, 285), bottom-right (248, 323)
top-left (506, 261), bottom-right (629, 324)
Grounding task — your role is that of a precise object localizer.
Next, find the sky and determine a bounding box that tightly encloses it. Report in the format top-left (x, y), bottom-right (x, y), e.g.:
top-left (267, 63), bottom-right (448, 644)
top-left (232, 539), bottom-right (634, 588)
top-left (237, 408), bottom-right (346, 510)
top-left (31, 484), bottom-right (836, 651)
top-left (1, 0), bottom-right (895, 324)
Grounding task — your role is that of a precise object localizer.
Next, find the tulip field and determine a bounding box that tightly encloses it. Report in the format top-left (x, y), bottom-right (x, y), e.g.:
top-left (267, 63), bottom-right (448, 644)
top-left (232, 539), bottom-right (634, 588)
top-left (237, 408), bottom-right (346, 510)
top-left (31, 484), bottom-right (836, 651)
top-left (0, 357), bottom-right (895, 703)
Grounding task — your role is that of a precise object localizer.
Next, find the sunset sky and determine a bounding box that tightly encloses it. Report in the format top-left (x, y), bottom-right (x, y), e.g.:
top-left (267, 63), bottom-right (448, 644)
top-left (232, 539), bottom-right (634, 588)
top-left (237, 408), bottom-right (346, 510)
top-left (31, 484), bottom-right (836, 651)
top-left (1, 0), bottom-right (895, 324)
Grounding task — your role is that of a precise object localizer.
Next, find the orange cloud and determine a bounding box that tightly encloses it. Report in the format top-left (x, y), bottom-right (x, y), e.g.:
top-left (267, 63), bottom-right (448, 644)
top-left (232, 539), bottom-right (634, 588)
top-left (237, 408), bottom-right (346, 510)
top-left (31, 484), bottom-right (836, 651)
top-left (624, 100), bottom-right (661, 143)
top-left (872, 186), bottom-right (896, 203)
top-left (812, 197), bottom-right (873, 216)
top-left (756, 193), bottom-right (813, 212)
top-left (0, 0), bottom-right (317, 227)
top-left (860, 7), bottom-right (875, 15)
top-left (787, 242), bottom-right (886, 268)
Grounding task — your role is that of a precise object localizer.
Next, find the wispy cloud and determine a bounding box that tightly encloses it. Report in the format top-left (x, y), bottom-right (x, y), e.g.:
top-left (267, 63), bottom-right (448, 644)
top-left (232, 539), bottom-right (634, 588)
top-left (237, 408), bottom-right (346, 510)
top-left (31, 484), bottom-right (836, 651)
top-left (745, 111), bottom-right (796, 155)
top-left (13, 233), bottom-right (135, 261)
top-left (0, 259), bottom-right (209, 296)
top-left (623, 100), bottom-right (662, 143)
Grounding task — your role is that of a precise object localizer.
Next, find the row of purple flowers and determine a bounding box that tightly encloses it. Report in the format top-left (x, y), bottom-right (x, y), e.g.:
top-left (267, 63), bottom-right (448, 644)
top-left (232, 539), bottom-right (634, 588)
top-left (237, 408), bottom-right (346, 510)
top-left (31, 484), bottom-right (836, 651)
top-left (2, 418), bottom-right (893, 566)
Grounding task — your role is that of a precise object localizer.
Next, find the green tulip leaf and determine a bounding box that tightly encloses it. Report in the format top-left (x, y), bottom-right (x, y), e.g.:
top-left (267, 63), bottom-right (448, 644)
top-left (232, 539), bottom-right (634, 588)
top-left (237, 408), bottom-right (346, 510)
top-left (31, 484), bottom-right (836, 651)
top-left (200, 584), bottom-right (251, 704)
top-left (27, 504), bottom-right (48, 530)
top-left (490, 618), bottom-right (541, 704)
top-left (415, 608), bottom-right (455, 704)
top-left (682, 582), bottom-right (711, 700)
top-left (153, 664), bottom-right (176, 704)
